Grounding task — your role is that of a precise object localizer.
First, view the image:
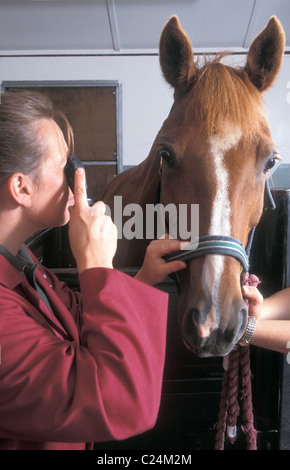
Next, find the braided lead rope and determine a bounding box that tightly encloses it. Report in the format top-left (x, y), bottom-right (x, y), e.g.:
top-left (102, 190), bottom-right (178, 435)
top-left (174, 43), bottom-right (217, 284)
top-left (240, 346), bottom-right (257, 449)
top-left (240, 273), bottom-right (260, 450)
top-left (214, 348), bottom-right (240, 450)
top-left (225, 348), bottom-right (240, 445)
top-left (215, 273), bottom-right (259, 450)
top-left (214, 367), bottom-right (229, 449)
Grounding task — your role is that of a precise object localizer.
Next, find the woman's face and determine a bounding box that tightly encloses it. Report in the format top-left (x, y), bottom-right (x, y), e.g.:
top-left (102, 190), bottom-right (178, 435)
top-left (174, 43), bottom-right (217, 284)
top-left (30, 118), bottom-right (74, 230)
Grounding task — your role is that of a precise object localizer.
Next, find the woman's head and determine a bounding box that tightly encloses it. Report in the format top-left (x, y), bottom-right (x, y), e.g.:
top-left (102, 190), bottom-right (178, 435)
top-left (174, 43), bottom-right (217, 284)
top-left (0, 90), bottom-right (75, 232)
top-left (0, 90), bottom-right (73, 188)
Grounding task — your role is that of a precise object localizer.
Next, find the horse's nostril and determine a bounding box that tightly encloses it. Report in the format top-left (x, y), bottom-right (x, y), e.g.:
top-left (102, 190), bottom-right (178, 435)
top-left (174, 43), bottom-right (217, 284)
top-left (193, 308), bottom-right (217, 339)
top-left (182, 308), bottom-right (217, 345)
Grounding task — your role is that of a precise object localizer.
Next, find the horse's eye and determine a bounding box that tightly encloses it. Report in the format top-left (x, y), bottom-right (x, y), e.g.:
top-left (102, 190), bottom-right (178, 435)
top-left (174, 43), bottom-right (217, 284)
top-left (160, 149), bottom-right (173, 165)
top-left (264, 154), bottom-right (281, 175)
top-left (265, 158), bottom-right (276, 171)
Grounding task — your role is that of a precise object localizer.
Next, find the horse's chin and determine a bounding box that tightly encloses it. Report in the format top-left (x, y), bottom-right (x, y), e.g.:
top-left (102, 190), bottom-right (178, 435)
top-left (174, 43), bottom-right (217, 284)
top-left (183, 337), bottom-right (237, 358)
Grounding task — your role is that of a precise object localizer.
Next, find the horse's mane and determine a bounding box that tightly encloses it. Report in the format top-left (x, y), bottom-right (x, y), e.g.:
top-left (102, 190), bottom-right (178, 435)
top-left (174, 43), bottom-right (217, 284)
top-left (188, 53), bottom-right (266, 143)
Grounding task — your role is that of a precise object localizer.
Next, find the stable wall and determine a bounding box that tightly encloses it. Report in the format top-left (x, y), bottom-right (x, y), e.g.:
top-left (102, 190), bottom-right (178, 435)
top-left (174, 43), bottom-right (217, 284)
top-left (0, 53), bottom-right (290, 167)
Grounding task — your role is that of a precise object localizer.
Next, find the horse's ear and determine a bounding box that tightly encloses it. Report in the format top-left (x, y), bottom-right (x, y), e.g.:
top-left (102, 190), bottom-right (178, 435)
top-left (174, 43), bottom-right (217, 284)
top-left (245, 16), bottom-right (285, 92)
top-left (159, 16), bottom-right (195, 91)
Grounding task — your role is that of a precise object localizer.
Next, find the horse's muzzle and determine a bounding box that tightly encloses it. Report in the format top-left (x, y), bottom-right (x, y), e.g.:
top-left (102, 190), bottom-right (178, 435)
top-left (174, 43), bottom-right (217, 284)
top-left (181, 299), bottom-right (248, 357)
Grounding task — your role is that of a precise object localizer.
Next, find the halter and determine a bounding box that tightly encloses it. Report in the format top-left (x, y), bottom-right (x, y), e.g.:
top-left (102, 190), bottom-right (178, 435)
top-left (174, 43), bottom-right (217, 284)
top-left (163, 235), bottom-right (250, 272)
top-left (159, 158), bottom-right (275, 272)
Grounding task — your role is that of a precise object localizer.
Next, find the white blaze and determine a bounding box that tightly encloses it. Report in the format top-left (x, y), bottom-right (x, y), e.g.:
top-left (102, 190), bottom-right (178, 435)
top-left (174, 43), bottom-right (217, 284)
top-left (199, 127), bottom-right (242, 336)
top-left (209, 126), bottom-right (242, 237)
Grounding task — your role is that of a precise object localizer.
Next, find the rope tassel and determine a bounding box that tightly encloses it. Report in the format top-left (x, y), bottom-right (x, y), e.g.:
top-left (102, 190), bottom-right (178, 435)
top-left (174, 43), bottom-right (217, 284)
top-left (214, 273), bottom-right (259, 450)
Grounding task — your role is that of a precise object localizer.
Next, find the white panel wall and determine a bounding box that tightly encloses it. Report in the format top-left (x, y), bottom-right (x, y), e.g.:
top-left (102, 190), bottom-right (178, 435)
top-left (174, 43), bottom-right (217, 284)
top-left (0, 53), bottom-right (289, 166)
top-left (266, 55), bottom-right (290, 163)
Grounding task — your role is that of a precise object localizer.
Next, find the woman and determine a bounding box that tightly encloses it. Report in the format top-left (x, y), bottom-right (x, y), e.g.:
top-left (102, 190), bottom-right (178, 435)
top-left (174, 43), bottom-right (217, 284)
top-left (242, 284), bottom-right (290, 354)
top-left (0, 90), bottom-right (186, 450)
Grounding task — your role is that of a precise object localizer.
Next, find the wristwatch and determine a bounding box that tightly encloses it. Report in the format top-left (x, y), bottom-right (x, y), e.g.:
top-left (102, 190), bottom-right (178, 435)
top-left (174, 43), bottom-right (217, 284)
top-left (239, 316), bottom-right (256, 345)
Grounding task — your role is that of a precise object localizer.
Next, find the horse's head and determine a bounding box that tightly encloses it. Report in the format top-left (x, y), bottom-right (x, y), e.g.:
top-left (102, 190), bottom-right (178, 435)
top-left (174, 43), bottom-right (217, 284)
top-left (156, 16), bottom-right (285, 357)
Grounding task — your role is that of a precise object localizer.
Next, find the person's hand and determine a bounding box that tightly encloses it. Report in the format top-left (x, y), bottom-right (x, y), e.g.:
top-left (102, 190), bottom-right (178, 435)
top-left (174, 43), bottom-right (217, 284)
top-left (242, 285), bottom-right (264, 319)
top-left (68, 168), bottom-right (117, 273)
top-left (135, 236), bottom-right (187, 286)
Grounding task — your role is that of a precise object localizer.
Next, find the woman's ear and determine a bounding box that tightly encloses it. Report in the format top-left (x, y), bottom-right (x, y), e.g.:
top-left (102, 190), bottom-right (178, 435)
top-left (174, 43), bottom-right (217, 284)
top-left (7, 173), bottom-right (34, 208)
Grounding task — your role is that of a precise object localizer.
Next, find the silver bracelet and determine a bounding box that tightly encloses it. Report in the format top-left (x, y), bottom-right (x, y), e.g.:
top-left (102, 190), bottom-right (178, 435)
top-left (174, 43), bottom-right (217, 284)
top-left (239, 316), bottom-right (256, 345)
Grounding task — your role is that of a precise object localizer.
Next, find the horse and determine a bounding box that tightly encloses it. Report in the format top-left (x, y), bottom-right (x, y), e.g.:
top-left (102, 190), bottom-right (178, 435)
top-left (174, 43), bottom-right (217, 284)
top-left (101, 16), bottom-right (285, 358)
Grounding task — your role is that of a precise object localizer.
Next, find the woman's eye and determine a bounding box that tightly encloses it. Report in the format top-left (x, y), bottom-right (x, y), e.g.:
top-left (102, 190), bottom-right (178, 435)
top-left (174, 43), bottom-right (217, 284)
top-left (160, 149), bottom-right (173, 165)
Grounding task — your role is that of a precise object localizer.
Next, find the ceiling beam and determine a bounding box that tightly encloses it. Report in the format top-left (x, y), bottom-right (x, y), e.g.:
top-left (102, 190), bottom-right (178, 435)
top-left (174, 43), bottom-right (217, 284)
top-left (106, 0), bottom-right (121, 52)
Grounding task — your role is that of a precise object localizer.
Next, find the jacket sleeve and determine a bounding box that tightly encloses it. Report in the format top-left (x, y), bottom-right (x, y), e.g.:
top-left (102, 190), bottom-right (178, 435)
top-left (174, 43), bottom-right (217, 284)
top-left (0, 268), bottom-right (168, 443)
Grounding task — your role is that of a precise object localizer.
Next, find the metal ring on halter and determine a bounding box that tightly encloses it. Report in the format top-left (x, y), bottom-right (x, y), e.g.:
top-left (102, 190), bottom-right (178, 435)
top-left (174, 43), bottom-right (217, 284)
top-left (163, 235), bottom-right (250, 273)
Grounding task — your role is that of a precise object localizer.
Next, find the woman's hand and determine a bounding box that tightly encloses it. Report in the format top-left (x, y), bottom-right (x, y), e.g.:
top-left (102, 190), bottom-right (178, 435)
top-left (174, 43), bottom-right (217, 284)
top-left (68, 168), bottom-right (117, 273)
top-left (242, 285), bottom-right (264, 319)
top-left (135, 236), bottom-right (187, 286)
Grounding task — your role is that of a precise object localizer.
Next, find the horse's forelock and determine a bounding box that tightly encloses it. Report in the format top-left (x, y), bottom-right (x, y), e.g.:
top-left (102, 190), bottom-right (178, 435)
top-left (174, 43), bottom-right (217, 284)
top-left (184, 55), bottom-right (266, 143)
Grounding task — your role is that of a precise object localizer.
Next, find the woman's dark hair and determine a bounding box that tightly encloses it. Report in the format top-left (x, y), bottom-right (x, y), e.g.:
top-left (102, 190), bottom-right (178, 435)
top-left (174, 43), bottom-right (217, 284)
top-left (0, 89), bottom-right (74, 187)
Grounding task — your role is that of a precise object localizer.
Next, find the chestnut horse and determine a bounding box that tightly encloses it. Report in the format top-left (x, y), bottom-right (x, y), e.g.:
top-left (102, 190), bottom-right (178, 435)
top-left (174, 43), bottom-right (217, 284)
top-left (102, 16), bottom-right (285, 357)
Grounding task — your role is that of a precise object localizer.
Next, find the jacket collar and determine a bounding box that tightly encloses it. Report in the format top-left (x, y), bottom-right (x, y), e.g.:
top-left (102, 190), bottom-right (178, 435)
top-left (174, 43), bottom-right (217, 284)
top-left (0, 245), bottom-right (38, 289)
top-left (0, 245), bottom-right (79, 342)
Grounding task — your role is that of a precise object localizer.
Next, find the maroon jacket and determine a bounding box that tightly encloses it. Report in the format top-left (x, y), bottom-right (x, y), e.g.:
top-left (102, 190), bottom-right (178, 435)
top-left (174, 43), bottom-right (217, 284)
top-left (0, 247), bottom-right (168, 450)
